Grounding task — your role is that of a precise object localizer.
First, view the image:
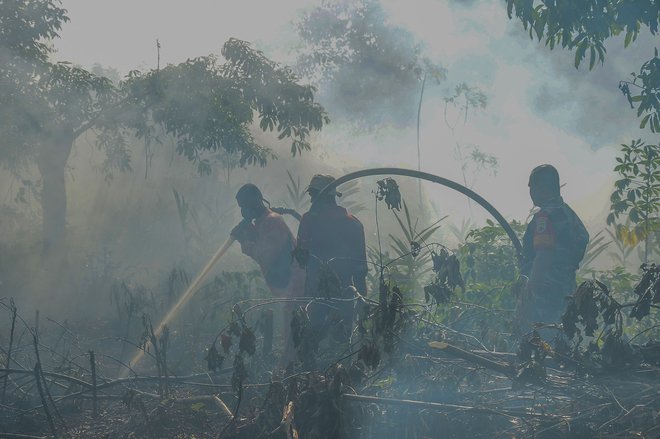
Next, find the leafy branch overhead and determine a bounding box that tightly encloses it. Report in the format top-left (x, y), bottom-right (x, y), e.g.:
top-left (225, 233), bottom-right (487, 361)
top-left (122, 38), bottom-right (329, 169)
top-left (619, 50), bottom-right (660, 133)
top-left (506, 1), bottom-right (660, 133)
top-left (506, 0), bottom-right (659, 70)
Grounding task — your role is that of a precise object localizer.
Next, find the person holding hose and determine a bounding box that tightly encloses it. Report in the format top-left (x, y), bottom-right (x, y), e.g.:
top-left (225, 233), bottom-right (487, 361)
top-left (230, 183), bottom-right (303, 360)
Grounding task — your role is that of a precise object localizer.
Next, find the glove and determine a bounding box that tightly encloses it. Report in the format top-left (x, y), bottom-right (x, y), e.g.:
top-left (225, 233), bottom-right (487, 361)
top-left (230, 219), bottom-right (255, 243)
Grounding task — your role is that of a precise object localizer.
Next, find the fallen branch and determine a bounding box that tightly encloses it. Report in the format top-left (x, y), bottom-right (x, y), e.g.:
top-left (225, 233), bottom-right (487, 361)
top-left (428, 341), bottom-right (514, 376)
top-left (341, 393), bottom-right (567, 420)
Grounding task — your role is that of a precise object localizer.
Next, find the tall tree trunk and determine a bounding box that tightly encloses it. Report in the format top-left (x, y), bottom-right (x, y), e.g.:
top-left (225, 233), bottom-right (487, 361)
top-left (36, 133), bottom-right (73, 262)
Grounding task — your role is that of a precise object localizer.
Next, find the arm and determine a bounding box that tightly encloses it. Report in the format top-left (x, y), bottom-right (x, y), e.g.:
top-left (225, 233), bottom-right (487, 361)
top-left (231, 220), bottom-right (258, 257)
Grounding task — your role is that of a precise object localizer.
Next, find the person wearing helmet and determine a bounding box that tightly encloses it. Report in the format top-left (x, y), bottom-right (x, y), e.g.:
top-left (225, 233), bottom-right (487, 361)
top-left (296, 174), bottom-right (368, 342)
top-left (520, 165), bottom-right (589, 329)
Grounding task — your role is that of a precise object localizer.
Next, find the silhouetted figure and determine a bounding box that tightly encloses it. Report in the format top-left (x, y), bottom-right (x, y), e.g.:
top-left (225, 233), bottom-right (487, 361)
top-left (231, 184), bottom-right (303, 359)
top-left (297, 174), bottom-right (368, 341)
top-left (520, 165), bottom-right (589, 329)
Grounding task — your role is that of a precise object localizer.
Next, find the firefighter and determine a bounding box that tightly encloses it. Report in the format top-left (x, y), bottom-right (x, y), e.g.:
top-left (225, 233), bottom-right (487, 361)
top-left (230, 183), bottom-right (303, 359)
top-left (520, 165), bottom-right (589, 328)
top-left (296, 174), bottom-right (368, 341)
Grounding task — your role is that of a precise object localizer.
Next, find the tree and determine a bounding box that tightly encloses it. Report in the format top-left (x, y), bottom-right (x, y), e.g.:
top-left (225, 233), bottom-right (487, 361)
top-left (0, 1), bottom-right (328, 264)
top-left (505, 0), bottom-right (660, 129)
top-left (295, 0), bottom-right (446, 130)
top-left (607, 139), bottom-right (659, 263)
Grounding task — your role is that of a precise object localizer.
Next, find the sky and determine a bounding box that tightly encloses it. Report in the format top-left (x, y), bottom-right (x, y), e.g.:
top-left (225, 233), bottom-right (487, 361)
top-left (54, 0), bottom-right (656, 229)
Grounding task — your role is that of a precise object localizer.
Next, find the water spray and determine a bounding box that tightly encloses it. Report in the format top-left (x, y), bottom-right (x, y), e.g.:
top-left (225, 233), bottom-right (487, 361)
top-left (121, 236), bottom-right (236, 377)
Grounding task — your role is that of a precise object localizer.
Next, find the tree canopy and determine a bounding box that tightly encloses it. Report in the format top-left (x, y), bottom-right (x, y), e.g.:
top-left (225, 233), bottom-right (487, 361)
top-left (295, 0), bottom-right (445, 129)
top-left (0, 0), bottom-right (328, 258)
top-left (505, 0), bottom-right (660, 132)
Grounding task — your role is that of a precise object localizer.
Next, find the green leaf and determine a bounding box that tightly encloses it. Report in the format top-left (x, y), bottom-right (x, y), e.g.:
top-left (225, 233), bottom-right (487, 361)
top-left (630, 208), bottom-right (639, 223)
top-left (574, 41), bottom-right (588, 69)
top-left (589, 46), bottom-right (596, 70)
top-left (624, 31), bottom-right (633, 48)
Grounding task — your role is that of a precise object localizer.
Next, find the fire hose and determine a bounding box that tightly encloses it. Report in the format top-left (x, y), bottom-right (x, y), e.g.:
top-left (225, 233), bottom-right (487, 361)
top-left (315, 167), bottom-right (523, 259)
top-left (124, 167), bottom-right (520, 375)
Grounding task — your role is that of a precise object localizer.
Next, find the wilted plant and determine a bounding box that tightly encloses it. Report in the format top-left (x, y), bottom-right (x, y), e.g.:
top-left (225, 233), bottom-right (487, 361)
top-left (140, 314), bottom-right (170, 397)
top-left (385, 200), bottom-right (445, 295)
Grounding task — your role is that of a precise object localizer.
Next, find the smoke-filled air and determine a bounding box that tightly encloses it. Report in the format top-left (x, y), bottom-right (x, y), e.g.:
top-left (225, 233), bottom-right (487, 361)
top-left (1, 0), bottom-right (659, 438)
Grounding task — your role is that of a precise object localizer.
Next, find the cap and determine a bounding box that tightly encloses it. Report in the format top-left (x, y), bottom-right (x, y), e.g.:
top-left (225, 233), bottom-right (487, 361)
top-left (306, 174), bottom-right (342, 197)
top-left (529, 164), bottom-right (560, 189)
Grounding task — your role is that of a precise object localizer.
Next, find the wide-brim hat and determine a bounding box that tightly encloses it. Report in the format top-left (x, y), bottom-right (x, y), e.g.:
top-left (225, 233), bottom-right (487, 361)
top-left (306, 174), bottom-right (342, 196)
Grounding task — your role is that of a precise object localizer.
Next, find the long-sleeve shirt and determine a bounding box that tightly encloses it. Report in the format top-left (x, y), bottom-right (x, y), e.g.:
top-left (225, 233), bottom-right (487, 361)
top-left (521, 197), bottom-right (589, 292)
top-left (297, 202), bottom-right (368, 296)
top-left (239, 209), bottom-right (303, 297)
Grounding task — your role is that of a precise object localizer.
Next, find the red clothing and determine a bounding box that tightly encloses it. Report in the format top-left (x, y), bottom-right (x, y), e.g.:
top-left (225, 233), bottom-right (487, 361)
top-left (297, 202), bottom-right (367, 296)
top-left (532, 211), bottom-right (556, 250)
top-left (240, 209), bottom-right (303, 298)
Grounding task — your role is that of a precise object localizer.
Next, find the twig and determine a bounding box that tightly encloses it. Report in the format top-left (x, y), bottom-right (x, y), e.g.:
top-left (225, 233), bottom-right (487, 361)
top-left (32, 334), bottom-right (66, 429)
top-left (218, 382), bottom-right (242, 438)
top-left (89, 351), bottom-right (98, 418)
top-left (33, 362), bottom-right (57, 438)
top-left (341, 393), bottom-right (567, 419)
top-left (0, 433), bottom-right (47, 439)
top-left (2, 298), bottom-right (17, 404)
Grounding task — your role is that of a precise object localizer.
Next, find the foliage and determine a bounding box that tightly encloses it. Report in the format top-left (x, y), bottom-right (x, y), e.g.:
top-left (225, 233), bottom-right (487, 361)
top-left (284, 170), bottom-right (309, 212)
top-left (607, 139), bottom-right (660, 261)
top-left (444, 83), bottom-right (488, 127)
top-left (0, 0), bottom-right (328, 256)
top-left (629, 263), bottom-right (660, 320)
top-left (423, 248), bottom-right (464, 305)
top-left (558, 267), bottom-right (659, 371)
top-left (505, 0), bottom-right (659, 70)
top-left (604, 226), bottom-right (636, 267)
top-left (123, 39), bottom-right (329, 168)
top-left (295, 0), bottom-right (445, 129)
top-left (385, 200), bottom-right (445, 294)
top-left (442, 83), bottom-right (496, 203)
top-left (459, 219), bottom-right (524, 286)
top-left (375, 177), bottom-right (402, 211)
top-left (505, 0), bottom-right (660, 143)
top-left (576, 230), bottom-right (611, 277)
top-left (619, 49), bottom-right (660, 133)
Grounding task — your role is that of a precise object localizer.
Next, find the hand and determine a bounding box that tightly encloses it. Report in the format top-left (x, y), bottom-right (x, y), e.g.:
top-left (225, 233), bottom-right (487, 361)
top-left (230, 219), bottom-right (254, 242)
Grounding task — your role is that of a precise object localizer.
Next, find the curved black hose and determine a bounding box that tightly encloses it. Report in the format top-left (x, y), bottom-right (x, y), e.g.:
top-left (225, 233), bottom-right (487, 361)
top-left (315, 167), bottom-right (523, 260)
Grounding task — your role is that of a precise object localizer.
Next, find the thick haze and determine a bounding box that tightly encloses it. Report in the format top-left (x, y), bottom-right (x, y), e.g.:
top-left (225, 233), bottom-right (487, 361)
top-left (54, 0), bottom-right (655, 238)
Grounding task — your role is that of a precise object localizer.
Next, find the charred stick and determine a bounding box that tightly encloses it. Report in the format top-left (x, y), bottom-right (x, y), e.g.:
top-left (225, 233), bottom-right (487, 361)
top-left (89, 351), bottom-right (98, 418)
top-left (218, 382), bottom-right (242, 438)
top-left (0, 433), bottom-right (47, 439)
top-left (32, 334), bottom-right (66, 429)
top-left (33, 362), bottom-right (57, 438)
top-left (0, 368), bottom-right (92, 389)
top-left (2, 298), bottom-right (17, 404)
top-left (341, 393), bottom-right (566, 420)
top-left (428, 341), bottom-right (515, 376)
